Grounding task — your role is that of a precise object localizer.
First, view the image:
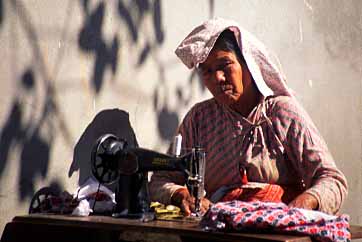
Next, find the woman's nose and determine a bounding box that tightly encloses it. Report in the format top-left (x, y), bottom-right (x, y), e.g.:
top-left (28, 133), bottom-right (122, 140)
top-left (214, 70), bottom-right (225, 83)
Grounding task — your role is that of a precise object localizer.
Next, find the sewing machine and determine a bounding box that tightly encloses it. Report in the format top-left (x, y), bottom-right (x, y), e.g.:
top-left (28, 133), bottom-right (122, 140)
top-left (91, 134), bottom-right (205, 220)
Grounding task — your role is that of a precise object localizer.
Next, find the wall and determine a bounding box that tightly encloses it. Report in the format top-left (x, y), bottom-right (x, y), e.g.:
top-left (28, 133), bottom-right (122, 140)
top-left (0, 0), bottom-right (361, 236)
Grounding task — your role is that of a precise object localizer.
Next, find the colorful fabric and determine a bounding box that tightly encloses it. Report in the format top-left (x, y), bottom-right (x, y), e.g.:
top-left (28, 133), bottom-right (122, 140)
top-left (201, 201), bottom-right (351, 242)
top-left (149, 18), bottom-right (347, 214)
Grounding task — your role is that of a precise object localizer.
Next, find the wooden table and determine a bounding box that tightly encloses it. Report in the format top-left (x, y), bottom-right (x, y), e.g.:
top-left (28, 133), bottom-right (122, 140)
top-left (1, 214), bottom-right (362, 242)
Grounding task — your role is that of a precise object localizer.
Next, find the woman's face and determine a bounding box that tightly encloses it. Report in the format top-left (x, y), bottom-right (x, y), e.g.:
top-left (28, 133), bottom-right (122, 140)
top-left (199, 48), bottom-right (252, 107)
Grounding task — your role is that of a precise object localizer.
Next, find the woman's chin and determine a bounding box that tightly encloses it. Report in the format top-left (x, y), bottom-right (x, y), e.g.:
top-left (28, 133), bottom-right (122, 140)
top-left (216, 95), bottom-right (238, 107)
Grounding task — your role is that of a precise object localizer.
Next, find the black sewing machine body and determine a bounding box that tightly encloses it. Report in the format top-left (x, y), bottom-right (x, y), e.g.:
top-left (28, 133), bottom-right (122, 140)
top-left (91, 134), bottom-right (205, 219)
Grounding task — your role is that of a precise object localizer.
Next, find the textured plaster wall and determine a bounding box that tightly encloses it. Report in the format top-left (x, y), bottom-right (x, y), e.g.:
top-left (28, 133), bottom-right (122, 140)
top-left (0, 0), bottom-right (361, 236)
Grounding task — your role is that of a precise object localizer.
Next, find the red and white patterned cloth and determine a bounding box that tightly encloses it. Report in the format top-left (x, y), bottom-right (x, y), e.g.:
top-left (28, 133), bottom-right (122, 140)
top-left (201, 201), bottom-right (350, 242)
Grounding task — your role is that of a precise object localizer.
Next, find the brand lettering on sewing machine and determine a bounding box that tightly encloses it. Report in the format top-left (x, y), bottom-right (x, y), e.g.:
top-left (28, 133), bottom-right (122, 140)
top-left (152, 158), bottom-right (169, 166)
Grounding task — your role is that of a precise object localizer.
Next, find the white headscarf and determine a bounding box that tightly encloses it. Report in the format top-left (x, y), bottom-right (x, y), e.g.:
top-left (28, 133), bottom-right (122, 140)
top-left (175, 17), bottom-right (293, 97)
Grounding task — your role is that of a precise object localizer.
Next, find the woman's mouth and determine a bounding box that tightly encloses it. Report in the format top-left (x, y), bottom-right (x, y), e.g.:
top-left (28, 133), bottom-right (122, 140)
top-left (220, 84), bottom-right (233, 92)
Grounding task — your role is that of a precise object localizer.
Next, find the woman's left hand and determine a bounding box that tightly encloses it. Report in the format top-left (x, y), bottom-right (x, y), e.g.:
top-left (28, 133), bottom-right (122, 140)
top-left (288, 193), bottom-right (318, 210)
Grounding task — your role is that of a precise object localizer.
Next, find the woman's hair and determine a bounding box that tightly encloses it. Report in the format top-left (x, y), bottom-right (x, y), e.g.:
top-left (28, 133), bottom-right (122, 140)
top-left (213, 30), bottom-right (245, 63)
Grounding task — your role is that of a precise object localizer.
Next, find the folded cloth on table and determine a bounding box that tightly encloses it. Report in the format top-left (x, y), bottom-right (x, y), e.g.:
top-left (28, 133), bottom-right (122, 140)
top-left (219, 183), bottom-right (284, 203)
top-left (210, 168), bottom-right (285, 204)
top-left (201, 200), bottom-right (350, 242)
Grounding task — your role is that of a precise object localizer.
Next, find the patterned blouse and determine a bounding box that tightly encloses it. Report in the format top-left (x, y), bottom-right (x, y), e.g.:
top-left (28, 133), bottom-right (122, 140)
top-left (149, 95), bottom-right (348, 215)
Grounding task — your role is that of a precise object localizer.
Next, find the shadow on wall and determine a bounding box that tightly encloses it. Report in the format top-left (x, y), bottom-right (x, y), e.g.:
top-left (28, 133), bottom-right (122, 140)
top-left (77, 0), bottom-right (165, 95)
top-left (0, 69), bottom-right (63, 201)
top-left (0, 0), bottom-right (213, 203)
top-left (78, 0), bottom-right (119, 94)
top-left (78, 0), bottom-right (181, 142)
top-left (0, 0), bottom-right (75, 202)
top-left (0, 0), bottom-right (3, 26)
top-left (117, 0), bottom-right (164, 66)
top-left (69, 109), bottom-right (139, 187)
top-left (153, 69), bottom-right (207, 141)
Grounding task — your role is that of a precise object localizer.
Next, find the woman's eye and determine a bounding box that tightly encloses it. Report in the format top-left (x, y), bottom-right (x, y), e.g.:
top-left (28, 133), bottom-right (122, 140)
top-left (218, 62), bottom-right (232, 70)
top-left (224, 62), bottom-right (232, 68)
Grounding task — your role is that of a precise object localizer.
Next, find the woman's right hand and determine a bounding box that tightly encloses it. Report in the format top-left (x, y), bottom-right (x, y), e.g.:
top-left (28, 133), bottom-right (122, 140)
top-left (171, 188), bottom-right (211, 216)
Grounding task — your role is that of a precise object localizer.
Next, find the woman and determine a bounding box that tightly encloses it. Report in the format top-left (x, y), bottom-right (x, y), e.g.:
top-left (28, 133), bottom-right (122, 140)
top-left (149, 18), bottom-right (347, 215)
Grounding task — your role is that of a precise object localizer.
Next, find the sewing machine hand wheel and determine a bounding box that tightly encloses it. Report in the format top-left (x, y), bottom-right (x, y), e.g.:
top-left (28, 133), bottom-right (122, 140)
top-left (91, 134), bottom-right (127, 184)
top-left (29, 187), bottom-right (59, 214)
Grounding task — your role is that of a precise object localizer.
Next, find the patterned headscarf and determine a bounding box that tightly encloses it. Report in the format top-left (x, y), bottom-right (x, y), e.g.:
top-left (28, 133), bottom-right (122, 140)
top-left (175, 17), bottom-right (293, 97)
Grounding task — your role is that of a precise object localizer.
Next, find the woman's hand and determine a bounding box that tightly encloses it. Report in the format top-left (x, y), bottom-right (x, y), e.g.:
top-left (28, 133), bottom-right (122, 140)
top-left (288, 192), bottom-right (318, 210)
top-left (171, 188), bottom-right (212, 216)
